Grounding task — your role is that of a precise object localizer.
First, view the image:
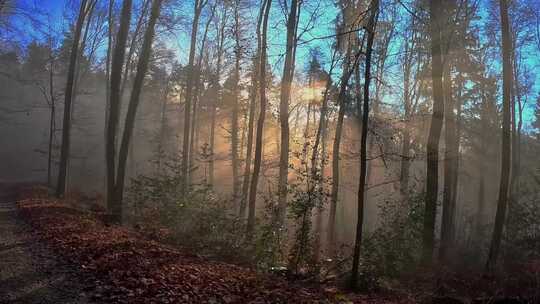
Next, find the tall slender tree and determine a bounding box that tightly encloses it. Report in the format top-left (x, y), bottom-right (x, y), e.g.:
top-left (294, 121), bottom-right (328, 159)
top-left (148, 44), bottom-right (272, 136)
top-left (56, 0), bottom-right (89, 197)
top-left (246, 0), bottom-right (271, 238)
top-left (486, 0), bottom-right (513, 271)
top-left (276, 0), bottom-right (300, 225)
top-left (209, 5), bottom-right (228, 188)
top-left (106, 0), bottom-right (163, 223)
top-left (182, 0), bottom-right (207, 194)
top-left (239, 3), bottom-right (263, 218)
top-left (350, 0), bottom-right (378, 288)
top-left (106, 0), bottom-right (133, 220)
top-left (422, 0), bottom-right (445, 266)
top-left (231, 0), bottom-right (242, 202)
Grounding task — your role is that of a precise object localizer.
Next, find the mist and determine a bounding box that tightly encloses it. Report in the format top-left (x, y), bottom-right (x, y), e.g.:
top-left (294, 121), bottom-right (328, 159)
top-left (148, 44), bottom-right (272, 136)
top-left (1, 0), bottom-right (540, 302)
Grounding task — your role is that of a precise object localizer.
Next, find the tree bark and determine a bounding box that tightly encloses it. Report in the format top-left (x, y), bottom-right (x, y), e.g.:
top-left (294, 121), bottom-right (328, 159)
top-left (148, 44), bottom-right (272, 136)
top-left (328, 44), bottom-right (357, 257)
top-left (440, 63), bottom-right (456, 262)
top-left (46, 49), bottom-right (56, 189)
top-left (182, 0), bottom-right (204, 195)
top-left (210, 8), bottom-right (227, 188)
top-left (486, 0), bottom-right (512, 272)
top-left (276, 0), bottom-right (300, 225)
top-left (240, 7), bottom-right (263, 218)
top-left (56, 0), bottom-right (88, 197)
top-left (231, 0), bottom-right (242, 202)
top-left (350, 0), bottom-right (377, 288)
top-left (106, 0), bottom-right (133, 220)
top-left (104, 0), bottom-right (115, 194)
top-left (399, 17), bottom-right (420, 196)
top-left (119, 0), bottom-right (150, 100)
top-left (422, 0), bottom-right (445, 266)
top-left (310, 51), bottom-right (337, 260)
top-left (189, 4), bottom-right (215, 184)
top-left (475, 87), bottom-right (488, 242)
top-left (114, 0), bottom-right (163, 224)
top-left (246, 0), bottom-right (271, 238)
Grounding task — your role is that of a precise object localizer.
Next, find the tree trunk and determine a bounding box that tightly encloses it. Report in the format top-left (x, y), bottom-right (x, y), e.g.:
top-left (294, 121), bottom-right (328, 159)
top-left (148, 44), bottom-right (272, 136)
top-left (486, 0), bottom-right (512, 272)
top-left (114, 0), bottom-right (162, 224)
top-left (56, 0), bottom-right (88, 198)
top-left (106, 0), bottom-right (133, 221)
top-left (422, 0), bottom-right (445, 266)
top-left (157, 77), bottom-right (170, 172)
top-left (399, 22), bottom-right (418, 197)
top-left (70, 0), bottom-right (96, 123)
top-left (47, 54), bottom-right (56, 188)
top-left (328, 45), bottom-right (355, 257)
top-left (400, 129), bottom-right (411, 194)
top-left (120, 0), bottom-right (150, 100)
top-left (246, 0), bottom-right (271, 238)
top-left (440, 63), bottom-right (456, 262)
top-left (182, 0), bottom-right (204, 195)
top-left (510, 53), bottom-right (522, 210)
top-left (189, 4), bottom-right (215, 185)
top-left (276, 0), bottom-right (300, 225)
top-left (210, 9), bottom-right (227, 188)
top-left (231, 1), bottom-right (242, 202)
top-left (350, 0), bottom-right (377, 288)
top-left (104, 0), bottom-right (115, 194)
top-left (188, 90), bottom-right (199, 183)
top-left (240, 12), bottom-right (262, 218)
top-left (309, 51), bottom-right (337, 259)
top-left (475, 109), bottom-right (487, 242)
top-left (450, 80), bottom-right (463, 241)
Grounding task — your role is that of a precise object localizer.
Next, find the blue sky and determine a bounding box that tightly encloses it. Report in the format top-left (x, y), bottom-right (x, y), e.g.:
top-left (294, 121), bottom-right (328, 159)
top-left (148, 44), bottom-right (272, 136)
top-left (28, 0), bottom-right (540, 129)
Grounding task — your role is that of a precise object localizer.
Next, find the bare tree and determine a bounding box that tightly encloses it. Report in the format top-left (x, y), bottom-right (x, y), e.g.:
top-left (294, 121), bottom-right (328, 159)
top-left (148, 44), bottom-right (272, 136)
top-left (486, 0), bottom-right (512, 272)
top-left (114, 0), bottom-right (163, 223)
top-left (239, 3), bottom-right (262, 218)
top-left (56, 0), bottom-right (90, 197)
top-left (246, 0), bottom-right (271, 238)
top-left (276, 0), bottom-right (300, 225)
top-left (421, 0), bottom-right (445, 266)
top-left (182, 0), bottom-right (207, 194)
top-left (209, 4), bottom-right (228, 188)
top-left (350, 0), bottom-right (378, 288)
top-left (440, 46), bottom-right (457, 263)
top-left (189, 1), bottom-right (216, 185)
top-left (106, 0), bottom-right (133, 220)
top-left (231, 0), bottom-right (242, 202)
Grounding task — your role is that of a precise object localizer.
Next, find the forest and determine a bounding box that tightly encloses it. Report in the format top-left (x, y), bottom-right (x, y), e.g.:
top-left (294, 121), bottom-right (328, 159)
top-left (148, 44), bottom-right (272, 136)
top-left (0, 0), bottom-right (540, 303)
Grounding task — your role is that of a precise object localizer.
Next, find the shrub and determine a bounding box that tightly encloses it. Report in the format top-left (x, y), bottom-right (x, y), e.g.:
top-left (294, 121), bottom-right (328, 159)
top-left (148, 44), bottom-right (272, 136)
top-left (126, 154), bottom-right (244, 260)
top-left (361, 192), bottom-right (425, 280)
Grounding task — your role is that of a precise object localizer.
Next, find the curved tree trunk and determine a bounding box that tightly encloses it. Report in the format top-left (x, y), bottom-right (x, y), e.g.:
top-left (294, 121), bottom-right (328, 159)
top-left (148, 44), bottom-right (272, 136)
top-left (422, 0), bottom-right (445, 266)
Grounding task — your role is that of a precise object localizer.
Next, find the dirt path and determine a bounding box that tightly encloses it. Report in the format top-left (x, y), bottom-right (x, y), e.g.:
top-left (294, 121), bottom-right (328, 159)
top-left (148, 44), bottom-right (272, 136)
top-left (0, 184), bottom-right (92, 304)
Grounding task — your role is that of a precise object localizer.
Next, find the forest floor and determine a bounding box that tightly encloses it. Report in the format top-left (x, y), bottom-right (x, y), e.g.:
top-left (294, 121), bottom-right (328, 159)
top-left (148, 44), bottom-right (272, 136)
top-left (2, 184), bottom-right (536, 304)
top-left (0, 183), bottom-right (91, 303)
top-left (1, 183), bottom-right (412, 304)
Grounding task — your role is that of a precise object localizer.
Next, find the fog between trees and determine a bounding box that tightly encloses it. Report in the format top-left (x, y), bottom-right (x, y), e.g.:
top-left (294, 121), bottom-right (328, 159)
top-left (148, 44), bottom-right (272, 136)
top-left (1, 0), bottom-right (540, 289)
